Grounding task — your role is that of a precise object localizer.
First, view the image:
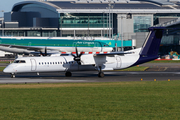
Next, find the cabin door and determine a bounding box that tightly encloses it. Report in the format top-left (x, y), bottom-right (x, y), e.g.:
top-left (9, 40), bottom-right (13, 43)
top-left (30, 59), bottom-right (37, 71)
top-left (116, 56), bottom-right (121, 68)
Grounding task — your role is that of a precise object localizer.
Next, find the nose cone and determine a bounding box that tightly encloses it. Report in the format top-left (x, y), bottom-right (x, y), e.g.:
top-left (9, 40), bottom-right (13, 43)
top-left (3, 66), bottom-right (13, 73)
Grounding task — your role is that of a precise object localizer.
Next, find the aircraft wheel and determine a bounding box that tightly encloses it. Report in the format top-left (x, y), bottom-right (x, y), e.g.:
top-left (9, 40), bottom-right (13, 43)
top-left (11, 74), bottom-right (15, 78)
top-left (65, 71), bottom-right (72, 77)
top-left (98, 72), bottom-right (104, 78)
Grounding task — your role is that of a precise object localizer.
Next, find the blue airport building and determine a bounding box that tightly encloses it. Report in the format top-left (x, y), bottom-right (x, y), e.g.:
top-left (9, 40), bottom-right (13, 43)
top-left (1, 0), bottom-right (180, 54)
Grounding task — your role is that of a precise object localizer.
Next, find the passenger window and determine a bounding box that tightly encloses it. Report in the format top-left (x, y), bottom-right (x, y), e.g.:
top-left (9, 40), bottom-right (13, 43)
top-left (39, 62), bottom-right (41, 65)
top-left (55, 62), bottom-right (57, 64)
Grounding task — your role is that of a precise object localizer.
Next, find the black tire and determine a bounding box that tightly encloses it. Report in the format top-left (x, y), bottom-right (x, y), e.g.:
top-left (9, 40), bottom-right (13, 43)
top-left (65, 71), bottom-right (72, 77)
top-left (11, 74), bottom-right (15, 78)
top-left (98, 72), bottom-right (104, 78)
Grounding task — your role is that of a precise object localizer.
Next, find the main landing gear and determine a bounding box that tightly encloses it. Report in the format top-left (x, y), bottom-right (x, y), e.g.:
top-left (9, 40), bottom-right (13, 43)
top-left (98, 66), bottom-right (104, 78)
top-left (65, 71), bottom-right (72, 77)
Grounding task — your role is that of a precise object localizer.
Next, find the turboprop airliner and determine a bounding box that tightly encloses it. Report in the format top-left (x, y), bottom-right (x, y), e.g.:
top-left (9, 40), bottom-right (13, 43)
top-left (3, 27), bottom-right (164, 78)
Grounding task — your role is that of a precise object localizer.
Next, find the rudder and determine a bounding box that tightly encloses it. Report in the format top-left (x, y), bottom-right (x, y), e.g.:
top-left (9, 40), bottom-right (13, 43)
top-left (140, 27), bottom-right (164, 56)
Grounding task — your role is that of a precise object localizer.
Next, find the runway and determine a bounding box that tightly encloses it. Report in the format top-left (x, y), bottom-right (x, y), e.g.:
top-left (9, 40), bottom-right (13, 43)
top-left (0, 71), bottom-right (180, 84)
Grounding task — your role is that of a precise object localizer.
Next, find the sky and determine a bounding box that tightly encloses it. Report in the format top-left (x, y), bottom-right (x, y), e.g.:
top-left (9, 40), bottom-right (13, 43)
top-left (0, 0), bottom-right (24, 17)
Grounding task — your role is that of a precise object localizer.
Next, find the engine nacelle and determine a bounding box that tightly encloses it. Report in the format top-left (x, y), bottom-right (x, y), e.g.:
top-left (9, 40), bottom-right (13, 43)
top-left (81, 54), bottom-right (95, 65)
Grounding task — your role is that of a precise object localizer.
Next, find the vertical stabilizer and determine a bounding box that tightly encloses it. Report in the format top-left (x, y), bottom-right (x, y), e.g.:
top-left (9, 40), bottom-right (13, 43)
top-left (140, 27), bottom-right (164, 56)
top-left (132, 27), bottom-right (164, 66)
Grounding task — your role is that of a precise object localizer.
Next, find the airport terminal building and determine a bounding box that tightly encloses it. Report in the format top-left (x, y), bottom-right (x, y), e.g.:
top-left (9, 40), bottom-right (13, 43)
top-left (1, 0), bottom-right (180, 53)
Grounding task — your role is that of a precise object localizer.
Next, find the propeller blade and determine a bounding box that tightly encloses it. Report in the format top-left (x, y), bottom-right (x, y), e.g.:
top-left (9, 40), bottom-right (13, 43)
top-left (75, 46), bottom-right (79, 57)
top-left (71, 46), bottom-right (83, 65)
top-left (79, 52), bottom-right (84, 57)
top-left (45, 47), bottom-right (47, 56)
top-left (77, 61), bottom-right (81, 65)
top-left (71, 53), bottom-right (76, 57)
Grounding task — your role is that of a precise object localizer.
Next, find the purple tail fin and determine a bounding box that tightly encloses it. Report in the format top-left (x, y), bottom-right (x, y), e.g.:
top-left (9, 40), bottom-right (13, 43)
top-left (140, 27), bottom-right (164, 56)
top-left (132, 27), bottom-right (164, 66)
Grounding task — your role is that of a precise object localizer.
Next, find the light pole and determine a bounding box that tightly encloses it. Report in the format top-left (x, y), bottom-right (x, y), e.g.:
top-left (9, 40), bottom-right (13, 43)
top-left (106, 2), bottom-right (111, 38)
top-left (1, 10), bottom-right (4, 36)
top-left (111, 5), bottom-right (114, 39)
top-left (103, 12), bottom-right (104, 37)
top-left (107, 1), bottom-right (114, 39)
top-left (120, 16), bottom-right (125, 51)
top-left (106, 7), bottom-right (108, 38)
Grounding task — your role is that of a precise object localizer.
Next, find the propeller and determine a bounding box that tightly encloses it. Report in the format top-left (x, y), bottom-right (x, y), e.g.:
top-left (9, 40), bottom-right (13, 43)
top-left (40, 47), bottom-right (48, 56)
top-left (71, 47), bottom-right (84, 65)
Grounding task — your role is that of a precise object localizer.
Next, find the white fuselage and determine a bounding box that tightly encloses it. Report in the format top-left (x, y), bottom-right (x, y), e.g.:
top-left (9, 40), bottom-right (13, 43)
top-left (3, 48), bottom-right (141, 74)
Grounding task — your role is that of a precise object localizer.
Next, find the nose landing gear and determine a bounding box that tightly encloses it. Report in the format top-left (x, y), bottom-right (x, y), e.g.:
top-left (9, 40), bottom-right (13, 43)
top-left (11, 73), bottom-right (15, 78)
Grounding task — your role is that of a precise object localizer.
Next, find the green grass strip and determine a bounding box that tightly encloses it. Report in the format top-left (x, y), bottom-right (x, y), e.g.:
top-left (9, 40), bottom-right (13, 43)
top-left (0, 61), bottom-right (11, 64)
top-left (0, 81), bottom-right (180, 119)
top-left (0, 67), bottom-right (5, 72)
top-left (149, 60), bottom-right (180, 63)
top-left (118, 66), bottom-right (148, 71)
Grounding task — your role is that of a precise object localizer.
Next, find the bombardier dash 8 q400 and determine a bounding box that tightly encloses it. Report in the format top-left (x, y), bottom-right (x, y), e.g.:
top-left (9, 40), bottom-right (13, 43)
top-left (3, 27), bottom-right (164, 78)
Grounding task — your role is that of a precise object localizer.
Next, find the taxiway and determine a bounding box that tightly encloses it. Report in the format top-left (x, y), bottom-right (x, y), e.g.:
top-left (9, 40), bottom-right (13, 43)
top-left (0, 71), bottom-right (180, 84)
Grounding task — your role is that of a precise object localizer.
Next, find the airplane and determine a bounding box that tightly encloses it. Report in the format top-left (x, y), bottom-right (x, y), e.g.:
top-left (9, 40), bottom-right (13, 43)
top-left (3, 27), bottom-right (164, 78)
top-left (0, 37), bottom-right (113, 56)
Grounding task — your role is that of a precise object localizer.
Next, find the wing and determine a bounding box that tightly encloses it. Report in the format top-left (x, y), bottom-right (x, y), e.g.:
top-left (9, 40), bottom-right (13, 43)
top-left (0, 44), bottom-right (66, 55)
top-left (93, 51), bottom-right (133, 56)
top-left (67, 51), bottom-right (134, 65)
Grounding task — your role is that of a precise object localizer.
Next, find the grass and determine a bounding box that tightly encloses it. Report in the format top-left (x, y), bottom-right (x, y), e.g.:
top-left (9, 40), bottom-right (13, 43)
top-left (0, 81), bottom-right (180, 119)
top-left (0, 67), bottom-right (5, 72)
top-left (0, 61), bottom-right (12, 64)
top-left (118, 66), bottom-right (148, 71)
top-left (149, 60), bottom-right (180, 63)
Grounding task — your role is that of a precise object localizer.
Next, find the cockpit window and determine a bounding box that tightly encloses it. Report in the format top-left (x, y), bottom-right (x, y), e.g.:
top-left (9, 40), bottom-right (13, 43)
top-left (14, 60), bottom-right (26, 63)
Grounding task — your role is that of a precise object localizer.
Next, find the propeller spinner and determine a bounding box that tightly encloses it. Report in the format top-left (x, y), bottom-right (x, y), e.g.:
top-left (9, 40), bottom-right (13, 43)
top-left (71, 47), bottom-right (84, 65)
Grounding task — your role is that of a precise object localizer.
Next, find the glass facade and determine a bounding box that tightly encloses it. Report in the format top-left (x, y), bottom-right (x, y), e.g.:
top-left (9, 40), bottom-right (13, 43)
top-left (0, 31), bottom-right (26, 37)
top-left (133, 16), bottom-right (152, 32)
top-left (0, 30), bottom-right (58, 37)
top-left (154, 13), bottom-right (180, 25)
top-left (42, 31), bottom-right (57, 37)
top-left (60, 13), bottom-right (110, 28)
top-left (27, 31), bottom-right (41, 37)
top-left (59, 13), bottom-right (116, 37)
